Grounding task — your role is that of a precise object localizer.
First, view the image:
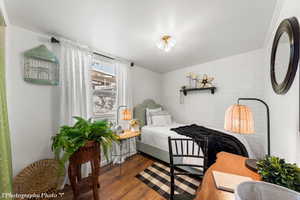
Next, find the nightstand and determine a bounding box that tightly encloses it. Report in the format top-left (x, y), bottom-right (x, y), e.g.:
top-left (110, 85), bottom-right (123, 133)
top-left (112, 130), bottom-right (141, 175)
top-left (118, 130), bottom-right (141, 139)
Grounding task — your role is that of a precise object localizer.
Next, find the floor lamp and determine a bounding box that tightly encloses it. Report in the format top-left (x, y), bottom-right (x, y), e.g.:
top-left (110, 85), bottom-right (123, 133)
top-left (224, 98), bottom-right (270, 171)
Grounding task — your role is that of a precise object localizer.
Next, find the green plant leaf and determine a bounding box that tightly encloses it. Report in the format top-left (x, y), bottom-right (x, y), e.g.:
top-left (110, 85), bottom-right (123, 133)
top-left (257, 155), bottom-right (300, 192)
top-left (51, 117), bottom-right (118, 173)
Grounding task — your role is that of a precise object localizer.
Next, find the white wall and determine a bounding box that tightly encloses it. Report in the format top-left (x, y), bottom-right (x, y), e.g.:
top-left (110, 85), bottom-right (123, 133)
top-left (6, 25), bottom-right (162, 176)
top-left (263, 0), bottom-right (300, 164)
top-left (161, 0), bottom-right (300, 164)
top-left (162, 49), bottom-right (267, 158)
top-left (132, 66), bottom-right (162, 105)
top-left (6, 25), bottom-right (60, 176)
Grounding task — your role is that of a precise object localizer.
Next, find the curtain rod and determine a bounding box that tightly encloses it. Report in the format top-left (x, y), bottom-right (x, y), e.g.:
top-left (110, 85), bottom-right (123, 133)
top-left (50, 37), bottom-right (134, 67)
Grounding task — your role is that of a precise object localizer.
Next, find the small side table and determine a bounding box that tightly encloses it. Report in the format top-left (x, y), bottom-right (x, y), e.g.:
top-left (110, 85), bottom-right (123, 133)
top-left (112, 130), bottom-right (141, 175)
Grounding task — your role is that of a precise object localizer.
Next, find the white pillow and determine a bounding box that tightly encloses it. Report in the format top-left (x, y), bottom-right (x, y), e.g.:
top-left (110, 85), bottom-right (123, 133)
top-left (151, 114), bottom-right (172, 126)
top-left (150, 110), bottom-right (169, 116)
top-left (146, 107), bottom-right (162, 125)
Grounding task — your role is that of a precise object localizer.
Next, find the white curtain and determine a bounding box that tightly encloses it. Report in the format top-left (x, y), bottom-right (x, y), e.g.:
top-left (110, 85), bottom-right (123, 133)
top-left (57, 41), bottom-right (92, 125)
top-left (116, 61), bottom-right (133, 109)
top-left (112, 61), bottom-right (135, 164)
top-left (53, 40), bottom-right (93, 186)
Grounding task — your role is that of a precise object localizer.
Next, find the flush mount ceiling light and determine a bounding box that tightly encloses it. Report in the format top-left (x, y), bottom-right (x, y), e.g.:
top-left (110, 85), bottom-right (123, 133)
top-left (156, 35), bottom-right (176, 52)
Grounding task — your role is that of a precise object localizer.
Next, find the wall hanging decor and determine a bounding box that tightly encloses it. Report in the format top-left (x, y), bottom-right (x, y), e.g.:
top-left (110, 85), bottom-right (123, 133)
top-left (270, 17), bottom-right (300, 95)
top-left (180, 73), bottom-right (216, 104)
top-left (24, 45), bottom-right (59, 85)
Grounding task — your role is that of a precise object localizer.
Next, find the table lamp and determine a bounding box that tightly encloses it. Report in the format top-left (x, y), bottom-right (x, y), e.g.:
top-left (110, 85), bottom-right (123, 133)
top-left (115, 106), bottom-right (132, 134)
top-left (224, 98), bottom-right (270, 171)
top-left (122, 108), bottom-right (132, 121)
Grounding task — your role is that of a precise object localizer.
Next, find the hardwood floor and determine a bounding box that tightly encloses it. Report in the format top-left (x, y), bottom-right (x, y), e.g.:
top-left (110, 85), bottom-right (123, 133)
top-left (60, 154), bottom-right (166, 200)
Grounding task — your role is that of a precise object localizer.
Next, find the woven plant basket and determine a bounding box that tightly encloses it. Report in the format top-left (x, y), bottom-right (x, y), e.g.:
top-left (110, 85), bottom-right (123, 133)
top-left (13, 159), bottom-right (64, 200)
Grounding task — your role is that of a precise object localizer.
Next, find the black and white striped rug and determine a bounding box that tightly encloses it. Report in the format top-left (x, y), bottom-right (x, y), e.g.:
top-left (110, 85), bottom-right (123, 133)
top-left (136, 162), bottom-right (201, 199)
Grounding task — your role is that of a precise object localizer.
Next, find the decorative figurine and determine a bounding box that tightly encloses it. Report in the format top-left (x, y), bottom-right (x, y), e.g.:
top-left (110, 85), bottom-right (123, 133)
top-left (198, 74), bottom-right (214, 88)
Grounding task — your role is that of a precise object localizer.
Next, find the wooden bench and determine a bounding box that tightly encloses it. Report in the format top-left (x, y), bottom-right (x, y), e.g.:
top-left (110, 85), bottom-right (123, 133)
top-left (195, 152), bottom-right (261, 200)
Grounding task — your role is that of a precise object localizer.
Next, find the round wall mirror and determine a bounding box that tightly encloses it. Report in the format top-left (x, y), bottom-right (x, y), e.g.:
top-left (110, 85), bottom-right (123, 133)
top-left (274, 33), bottom-right (290, 84)
top-left (271, 17), bottom-right (300, 94)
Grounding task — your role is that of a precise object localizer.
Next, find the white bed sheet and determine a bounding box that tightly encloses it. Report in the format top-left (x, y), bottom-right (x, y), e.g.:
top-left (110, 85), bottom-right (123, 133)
top-left (141, 123), bottom-right (257, 159)
top-left (141, 123), bottom-right (187, 151)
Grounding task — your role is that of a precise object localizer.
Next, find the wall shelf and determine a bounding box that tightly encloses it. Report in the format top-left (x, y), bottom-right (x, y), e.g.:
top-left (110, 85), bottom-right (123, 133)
top-left (180, 87), bottom-right (216, 96)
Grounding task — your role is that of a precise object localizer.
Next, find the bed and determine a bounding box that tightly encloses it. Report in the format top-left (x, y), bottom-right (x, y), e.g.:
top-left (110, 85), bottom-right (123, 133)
top-left (134, 99), bottom-right (257, 172)
top-left (138, 123), bottom-right (188, 163)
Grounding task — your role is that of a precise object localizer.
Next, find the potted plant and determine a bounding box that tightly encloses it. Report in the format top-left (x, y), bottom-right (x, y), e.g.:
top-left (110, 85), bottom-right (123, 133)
top-left (257, 156), bottom-right (300, 192)
top-left (51, 116), bottom-right (118, 174)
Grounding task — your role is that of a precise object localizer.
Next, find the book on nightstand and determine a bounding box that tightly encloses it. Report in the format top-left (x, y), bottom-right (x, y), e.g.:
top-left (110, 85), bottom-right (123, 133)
top-left (212, 170), bottom-right (253, 193)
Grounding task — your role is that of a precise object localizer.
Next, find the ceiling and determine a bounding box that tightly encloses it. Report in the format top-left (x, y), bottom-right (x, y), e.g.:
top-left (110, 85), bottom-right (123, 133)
top-left (5, 0), bottom-right (277, 73)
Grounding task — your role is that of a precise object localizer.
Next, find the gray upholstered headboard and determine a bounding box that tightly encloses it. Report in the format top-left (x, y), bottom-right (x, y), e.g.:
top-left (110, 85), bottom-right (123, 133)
top-left (133, 99), bottom-right (162, 127)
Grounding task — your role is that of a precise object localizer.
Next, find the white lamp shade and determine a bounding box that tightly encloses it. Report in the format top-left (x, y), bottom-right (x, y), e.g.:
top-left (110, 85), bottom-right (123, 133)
top-left (224, 104), bottom-right (254, 134)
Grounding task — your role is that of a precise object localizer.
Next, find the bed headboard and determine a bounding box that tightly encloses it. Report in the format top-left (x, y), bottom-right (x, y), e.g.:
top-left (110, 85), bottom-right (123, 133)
top-left (133, 99), bottom-right (162, 127)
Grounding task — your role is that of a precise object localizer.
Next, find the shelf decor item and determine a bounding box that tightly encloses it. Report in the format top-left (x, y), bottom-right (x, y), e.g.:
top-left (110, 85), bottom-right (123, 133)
top-left (180, 73), bottom-right (216, 104)
top-left (186, 72), bottom-right (200, 88)
top-left (24, 45), bottom-right (59, 85)
top-left (186, 73), bottom-right (193, 88)
top-left (191, 73), bottom-right (199, 88)
top-left (198, 74), bottom-right (214, 88)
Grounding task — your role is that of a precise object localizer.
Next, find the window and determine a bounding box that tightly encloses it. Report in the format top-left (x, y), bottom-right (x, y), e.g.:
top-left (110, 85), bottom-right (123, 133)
top-left (91, 54), bottom-right (117, 120)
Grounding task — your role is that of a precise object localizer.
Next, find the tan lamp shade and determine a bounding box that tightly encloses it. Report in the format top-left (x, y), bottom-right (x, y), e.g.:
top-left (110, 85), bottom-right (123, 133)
top-left (224, 104), bottom-right (254, 134)
top-left (122, 109), bottom-right (132, 121)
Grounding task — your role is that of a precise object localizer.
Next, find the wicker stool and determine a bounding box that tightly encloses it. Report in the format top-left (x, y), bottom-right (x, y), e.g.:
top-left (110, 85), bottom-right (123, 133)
top-left (68, 141), bottom-right (101, 200)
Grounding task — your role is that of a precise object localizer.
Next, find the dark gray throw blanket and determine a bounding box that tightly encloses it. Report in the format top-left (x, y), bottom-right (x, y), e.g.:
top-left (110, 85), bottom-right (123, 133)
top-left (170, 124), bottom-right (248, 168)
